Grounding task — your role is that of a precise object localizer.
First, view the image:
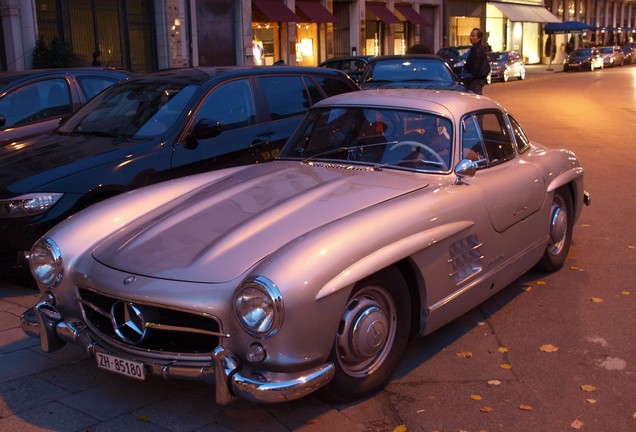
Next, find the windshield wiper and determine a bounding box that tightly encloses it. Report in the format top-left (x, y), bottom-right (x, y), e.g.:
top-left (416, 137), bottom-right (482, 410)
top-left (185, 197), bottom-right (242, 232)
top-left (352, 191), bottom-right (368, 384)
top-left (301, 141), bottom-right (398, 164)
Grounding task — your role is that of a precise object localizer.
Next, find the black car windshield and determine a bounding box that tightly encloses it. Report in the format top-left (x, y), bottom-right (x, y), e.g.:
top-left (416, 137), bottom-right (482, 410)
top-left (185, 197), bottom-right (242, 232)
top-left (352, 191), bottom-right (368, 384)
top-left (572, 49), bottom-right (592, 56)
top-left (280, 106), bottom-right (453, 172)
top-left (488, 52), bottom-right (508, 62)
top-left (59, 82), bottom-right (198, 138)
top-left (364, 59), bottom-right (455, 84)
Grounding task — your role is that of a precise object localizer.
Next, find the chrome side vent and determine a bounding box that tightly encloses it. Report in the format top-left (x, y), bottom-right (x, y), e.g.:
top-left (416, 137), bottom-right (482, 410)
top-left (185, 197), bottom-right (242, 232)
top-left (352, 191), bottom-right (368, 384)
top-left (448, 235), bottom-right (483, 283)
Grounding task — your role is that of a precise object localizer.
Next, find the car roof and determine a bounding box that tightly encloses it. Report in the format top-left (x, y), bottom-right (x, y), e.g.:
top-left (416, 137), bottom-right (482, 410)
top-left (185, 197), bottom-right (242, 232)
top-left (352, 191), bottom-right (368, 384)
top-left (312, 88), bottom-right (503, 118)
top-left (368, 54), bottom-right (445, 62)
top-left (128, 66), bottom-right (355, 85)
top-left (0, 67), bottom-right (137, 88)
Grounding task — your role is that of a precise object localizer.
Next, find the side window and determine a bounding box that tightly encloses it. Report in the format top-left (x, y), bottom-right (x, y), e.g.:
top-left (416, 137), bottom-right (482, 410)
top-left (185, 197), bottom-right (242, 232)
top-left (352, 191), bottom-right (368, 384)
top-left (473, 111), bottom-right (515, 164)
top-left (310, 75), bottom-right (356, 99)
top-left (77, 76), bottom-right (120, 99)
top-left (509, 115), bottom-right (531, 153)
top-left (0, 78), bottom-right (71, 129)
top-left (258, 75), bottom-right (310, 120)
top-left (461, 116), bottom-right (486, 162)
top-left (195, 79), bottom-right (256, 132)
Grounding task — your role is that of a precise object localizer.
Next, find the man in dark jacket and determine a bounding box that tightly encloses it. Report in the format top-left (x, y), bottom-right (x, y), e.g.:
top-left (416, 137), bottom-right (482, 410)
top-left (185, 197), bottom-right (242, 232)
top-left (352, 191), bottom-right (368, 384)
top-left (463, 28), bottom-right (490, 94)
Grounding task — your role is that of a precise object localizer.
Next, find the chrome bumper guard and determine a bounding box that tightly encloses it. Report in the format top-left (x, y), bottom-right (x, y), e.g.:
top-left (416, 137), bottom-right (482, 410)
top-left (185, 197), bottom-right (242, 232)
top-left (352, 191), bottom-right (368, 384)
top-left (21, 300), bottom-right (335, 405)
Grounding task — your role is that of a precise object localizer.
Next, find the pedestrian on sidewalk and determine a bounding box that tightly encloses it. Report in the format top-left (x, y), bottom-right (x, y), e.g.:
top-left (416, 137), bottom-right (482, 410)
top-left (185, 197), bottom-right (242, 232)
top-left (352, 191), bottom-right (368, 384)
top-left (463, 28), bottom-right (490, 95)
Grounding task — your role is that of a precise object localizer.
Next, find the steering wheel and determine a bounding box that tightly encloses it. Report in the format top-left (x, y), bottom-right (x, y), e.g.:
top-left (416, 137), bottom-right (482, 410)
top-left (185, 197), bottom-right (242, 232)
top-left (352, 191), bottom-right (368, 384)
top-left (389, 140), bottom-right (447, 169)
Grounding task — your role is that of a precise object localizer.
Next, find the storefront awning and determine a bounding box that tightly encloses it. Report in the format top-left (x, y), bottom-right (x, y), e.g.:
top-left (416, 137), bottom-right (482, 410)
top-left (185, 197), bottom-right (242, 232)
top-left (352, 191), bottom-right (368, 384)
top-left (252, 0), bottom-right (299, 22)
top-left (394, 4), bottom-right (427, 25)
top-left (491, 2), bottom-right (560, 23)
top-left (296, 0), bottom-right (338, 23)
top-left (366, 3), bottom-right (402, 24)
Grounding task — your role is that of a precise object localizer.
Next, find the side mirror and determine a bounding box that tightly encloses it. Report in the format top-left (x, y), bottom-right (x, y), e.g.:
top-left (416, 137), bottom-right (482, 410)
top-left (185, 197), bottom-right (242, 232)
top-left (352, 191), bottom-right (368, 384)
top-left (0, 114), bottom-right (6, 128)
top-left (454, 158), bottom-right (478, 184)
top-left (185, 118), bottom-right (222, 150)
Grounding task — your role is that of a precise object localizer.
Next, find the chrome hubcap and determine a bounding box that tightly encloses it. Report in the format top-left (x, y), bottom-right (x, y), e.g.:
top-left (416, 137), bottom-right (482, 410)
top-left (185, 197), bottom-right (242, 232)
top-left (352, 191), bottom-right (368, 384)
top-left (335, 286), bottom-right (396, 377)
top-left (548, 197), bottom-right (568, 256)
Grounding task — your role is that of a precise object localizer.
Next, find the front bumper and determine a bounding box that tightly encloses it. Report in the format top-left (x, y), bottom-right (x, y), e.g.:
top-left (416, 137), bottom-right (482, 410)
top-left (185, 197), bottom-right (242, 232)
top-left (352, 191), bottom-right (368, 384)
top-left (21, 297), bottom-right (335, 404)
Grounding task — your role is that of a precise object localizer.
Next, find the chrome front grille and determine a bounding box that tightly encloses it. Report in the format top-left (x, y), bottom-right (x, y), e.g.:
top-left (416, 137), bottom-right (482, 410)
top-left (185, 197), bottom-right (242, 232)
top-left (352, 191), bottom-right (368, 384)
top-left (77, 287), bottom-right (223, 354)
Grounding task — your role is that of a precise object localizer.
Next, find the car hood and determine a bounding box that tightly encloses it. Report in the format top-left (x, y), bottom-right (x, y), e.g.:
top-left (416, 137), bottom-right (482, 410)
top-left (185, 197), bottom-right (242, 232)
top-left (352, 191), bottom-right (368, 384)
top-left (91, 161), bottom-right (429, 283)
top-left (0, 133), bottom-right (151, 193)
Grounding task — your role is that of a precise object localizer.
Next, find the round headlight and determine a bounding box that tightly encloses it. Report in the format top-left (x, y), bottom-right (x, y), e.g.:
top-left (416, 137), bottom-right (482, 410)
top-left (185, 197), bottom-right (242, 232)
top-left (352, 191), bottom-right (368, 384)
top-left (29, 238), bottom-right (63, 288)
top-left (234, 276), bottom-right (283, 338)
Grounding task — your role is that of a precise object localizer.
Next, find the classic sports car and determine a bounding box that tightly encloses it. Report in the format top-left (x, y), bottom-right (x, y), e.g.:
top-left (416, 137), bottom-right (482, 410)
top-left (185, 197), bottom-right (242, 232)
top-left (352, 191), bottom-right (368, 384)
top-left (22, 89), bottom-right (590, 405)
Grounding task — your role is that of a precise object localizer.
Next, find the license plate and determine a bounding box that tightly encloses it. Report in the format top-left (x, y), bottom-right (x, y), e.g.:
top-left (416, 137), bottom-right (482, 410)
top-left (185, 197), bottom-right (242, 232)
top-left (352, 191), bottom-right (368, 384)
top-left (96, 351), bottom-right (146, 380)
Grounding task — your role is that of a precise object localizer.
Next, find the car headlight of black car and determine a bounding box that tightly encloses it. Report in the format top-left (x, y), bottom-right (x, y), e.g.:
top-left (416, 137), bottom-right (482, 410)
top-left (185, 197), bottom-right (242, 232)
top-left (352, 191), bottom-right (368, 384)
top-left (29, 238), bottom-right (63, 288)
top-left (0, 193), bottom-right (63, 218)
top-left (234, 276), bottom-right (284, 338)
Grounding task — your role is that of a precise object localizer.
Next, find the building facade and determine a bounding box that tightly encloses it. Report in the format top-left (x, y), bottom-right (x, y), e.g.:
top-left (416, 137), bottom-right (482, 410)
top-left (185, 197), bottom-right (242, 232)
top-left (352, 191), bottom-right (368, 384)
top-left (0, 0), bottom-right (634, 72)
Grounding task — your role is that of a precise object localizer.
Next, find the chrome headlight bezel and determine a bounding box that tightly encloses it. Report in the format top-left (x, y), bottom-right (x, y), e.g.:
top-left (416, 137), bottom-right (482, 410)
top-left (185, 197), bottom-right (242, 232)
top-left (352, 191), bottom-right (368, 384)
top-left (0, 193), bottom-right (63, 218)
top-left (29, 238), bottom-right (63, 289)
top-left (233, 276), bottom-right (284, 338)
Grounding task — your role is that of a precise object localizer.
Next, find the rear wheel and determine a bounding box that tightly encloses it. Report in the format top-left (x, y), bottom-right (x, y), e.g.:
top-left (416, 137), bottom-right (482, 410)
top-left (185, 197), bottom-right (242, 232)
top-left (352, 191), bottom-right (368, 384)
top-left (322, 267), bottom-right (411, 402)
top-left (518, 67), bottom-right (526, 80)
top-left (502, 68), bottom-right (509, 82)
top-left (535, 188), bottom-right (573, 272)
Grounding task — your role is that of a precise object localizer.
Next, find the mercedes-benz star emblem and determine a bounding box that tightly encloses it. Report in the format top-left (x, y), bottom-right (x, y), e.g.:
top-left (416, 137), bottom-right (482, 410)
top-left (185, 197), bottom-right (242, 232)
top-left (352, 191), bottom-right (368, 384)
top-left (111, 301), bottom-right (146, 344)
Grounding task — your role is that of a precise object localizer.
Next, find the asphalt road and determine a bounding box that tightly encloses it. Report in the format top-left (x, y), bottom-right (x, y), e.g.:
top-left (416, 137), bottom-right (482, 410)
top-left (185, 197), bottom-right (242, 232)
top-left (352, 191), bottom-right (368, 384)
top-left (1, 64), bottom-right (635, 432)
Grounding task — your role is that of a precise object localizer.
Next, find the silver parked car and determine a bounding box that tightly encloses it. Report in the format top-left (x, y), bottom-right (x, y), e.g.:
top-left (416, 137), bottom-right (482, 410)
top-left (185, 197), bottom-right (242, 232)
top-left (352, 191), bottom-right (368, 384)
top-left (599, 45), bottom-right (625, 67)
top-left (22, 89), bottom-right (590, 405)
top-left (487, 51), bottom-right (526, 82)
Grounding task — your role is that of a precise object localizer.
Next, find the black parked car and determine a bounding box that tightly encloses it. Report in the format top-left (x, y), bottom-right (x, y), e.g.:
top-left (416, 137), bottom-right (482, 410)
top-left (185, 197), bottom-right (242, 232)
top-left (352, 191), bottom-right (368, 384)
top-left (563, 47), bottom-right (604, 71)
top-left (436, 46), bottom-right (472, 74)
top-left (0, 68), bottom-right (137, 147)
top-left (319, 55), bottom-right (372, 83)
top-left (359, 55), bottom-right (466, 91)
top-left (0, 66), bottom-right (359, 273)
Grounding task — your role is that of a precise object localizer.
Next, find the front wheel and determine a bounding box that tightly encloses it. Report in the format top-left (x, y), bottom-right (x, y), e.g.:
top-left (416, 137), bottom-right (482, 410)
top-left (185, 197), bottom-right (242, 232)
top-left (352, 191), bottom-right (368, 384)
top-left (322, 267), bottom-right (411, 402)
top-left (535, 188), bottom-right (573, 272)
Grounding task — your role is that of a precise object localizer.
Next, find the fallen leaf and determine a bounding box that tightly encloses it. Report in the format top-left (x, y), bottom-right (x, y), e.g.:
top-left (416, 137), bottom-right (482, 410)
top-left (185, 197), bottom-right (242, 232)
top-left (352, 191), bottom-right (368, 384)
top-left (471, 394), bottom-right (482, 401)
top-left (137, 416), bottom-right (151, 422)
top-left (539, 344), bottom-right (559, 353)
top-left (622, 291), bottom-right (630, 295)
top-left (500, 363), bottom-right (513, 369)
top-left (590, 297), bottom-right (603, 303)
top-left (456, 351), bottom-right (473, 359)
top-left (393, 425), bottom-right (407, 432)
top-left (586, 398), bottom-right (597, 404)
top-left (632, 412), bottom-right (636, 418)
top-left (580, 384), bottom-right (597, 392)
top-left (571, 419), bottom-right (583, 429)
top-left (523, 286), bottom-right (533, 291)
top-left (305, 419), bottom-right (319, 425)
top-left (519, 404), bottom-right (533, 411)
top-left (536, 281), bottom-right (546, 285)
top-left (498, 346), bottom-right (509, 353)
top-left (480, 406), bottom-right (494, 413)
top-left (569, 265), bottom-right (583, 271)
top-left (488, 380), bottom-right (501, 386)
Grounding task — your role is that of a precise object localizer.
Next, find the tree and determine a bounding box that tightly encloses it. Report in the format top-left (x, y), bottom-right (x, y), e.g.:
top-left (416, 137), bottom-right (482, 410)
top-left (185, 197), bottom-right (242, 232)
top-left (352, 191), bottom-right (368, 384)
top-left (31, 35), bottom-right (74, 69)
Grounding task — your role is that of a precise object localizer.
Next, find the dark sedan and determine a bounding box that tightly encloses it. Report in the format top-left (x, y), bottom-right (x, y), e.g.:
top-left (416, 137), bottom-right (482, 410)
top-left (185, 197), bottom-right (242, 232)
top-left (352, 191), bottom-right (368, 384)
top-left (563, 48), bottom-right (603, 71)
top-left (319, 55), bottom-right (372, 83)
top-left (436, 45), bottom-right (471, 74)
top-left (0, 66), bottom-right (359, 274)
top-left (359, 55), bottom-right (466, 91)
top-left (0, 68), bottom-right (137, 147)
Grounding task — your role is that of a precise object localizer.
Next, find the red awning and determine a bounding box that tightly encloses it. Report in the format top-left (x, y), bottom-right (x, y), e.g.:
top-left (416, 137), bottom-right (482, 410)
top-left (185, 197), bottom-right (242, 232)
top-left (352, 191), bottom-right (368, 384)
top-left (395, 4), bottom-right (427, 25)
top-left (296, 0), bottom-right (338, 23)
top-left (252, 0), bottom-right (299, 22)
top-left (366, 3), bottom-right (401, 24)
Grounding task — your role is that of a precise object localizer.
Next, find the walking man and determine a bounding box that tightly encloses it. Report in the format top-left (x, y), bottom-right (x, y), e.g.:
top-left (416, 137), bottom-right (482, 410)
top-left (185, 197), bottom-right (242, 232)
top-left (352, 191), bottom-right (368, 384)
top-left (463, 28), bottom-right (490, 95)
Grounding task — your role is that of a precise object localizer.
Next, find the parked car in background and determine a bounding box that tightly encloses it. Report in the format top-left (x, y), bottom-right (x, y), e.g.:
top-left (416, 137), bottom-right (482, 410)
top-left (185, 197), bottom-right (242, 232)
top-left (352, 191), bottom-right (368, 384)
top-left (0, 68), bottom-right (137, 147)
top-left (436, 45), bottom-right (472, 74)
top-left (319, 55), bottom-right (372, 83)
top-left (599, 45), bottom-right (625, 67)
top-left (487, 51), bottom-right (526, 82)
top-left (619, 45), bottom-right (635, 65)
top-left (563, 47), bottom-right (604, 71)
top-left (0, 66), bottom-right (359, 274)
top-left (22, 88), bottom-right (590, 405)
top-left (359, 55), bottom-right (466, 91)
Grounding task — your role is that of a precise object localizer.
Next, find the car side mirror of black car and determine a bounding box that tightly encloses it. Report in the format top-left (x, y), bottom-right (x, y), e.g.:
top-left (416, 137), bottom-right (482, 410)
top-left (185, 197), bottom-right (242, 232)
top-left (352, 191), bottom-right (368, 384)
top-left (0, 114), bottom-right (5, 128)
top-left (185, 118), bottom-right (222, 149)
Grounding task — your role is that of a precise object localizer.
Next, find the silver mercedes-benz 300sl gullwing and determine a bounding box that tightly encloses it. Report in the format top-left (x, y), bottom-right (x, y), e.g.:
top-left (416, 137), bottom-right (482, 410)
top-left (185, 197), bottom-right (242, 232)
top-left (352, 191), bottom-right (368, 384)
top-left (22, 89), bottom-right (590, 404)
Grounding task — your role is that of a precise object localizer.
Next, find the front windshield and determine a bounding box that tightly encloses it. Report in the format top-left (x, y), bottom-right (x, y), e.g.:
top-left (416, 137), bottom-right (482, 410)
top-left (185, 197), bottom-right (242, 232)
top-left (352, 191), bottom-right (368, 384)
top-left (572, 49), bottom-right (591, 56)
top-left (488, 52), bottom-right (508, 62)
top-left (59, 82), bottom-right (198, 138)
top-left (599, 47), bottom-right (612, 54)
top-left (364, 59), bottom-right (455, 84)
top-left (280, 106), bottom-right (453, 172)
